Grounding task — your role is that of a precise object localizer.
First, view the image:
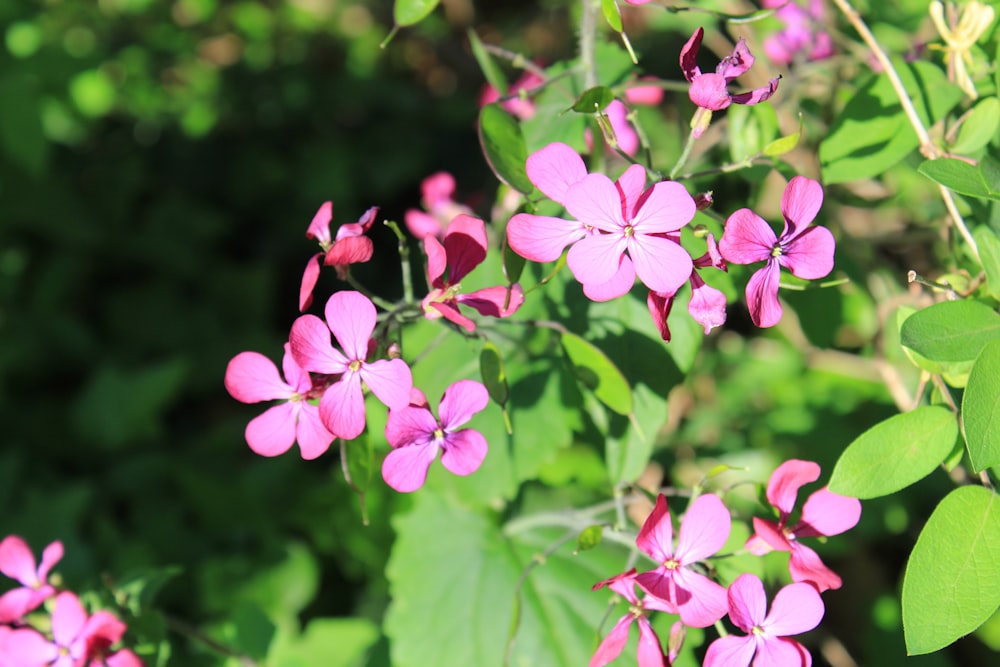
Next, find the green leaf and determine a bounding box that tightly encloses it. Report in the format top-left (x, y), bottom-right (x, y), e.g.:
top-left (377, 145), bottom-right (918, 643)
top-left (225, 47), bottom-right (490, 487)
top-left (828, 406), bottom-right (958, 498)
top-left (951, 98), bottom-right (1000, 154)
top-left (918, 157), bottom-right (1000, 201)
top-left (467, 30), bottom-right (507, 98)
top-left (963, 340), bottom-right (1000, 471)
top-left (393, 0), bottom-right (441, 26)
top-left (232, 601), bottom-right (275, 661)
top-left (480, 341), bottom-right (509, 406)
top-left (570, 86), bottom-right (615, 113)
top-left (902, 486), bottom-right (1000, 654)
top-left (975, 226), bottom-right (1000, 299)
top-left (896, 306), bottom-right (946, 373)
top-left (343, 433), bottom-right (372, 498)
top-left (575, 525), bottom-right (603, 552)
top-left (502, 232), bottom-right (526, 284)
top-left (900, 300), bottom-right (1000, 362)
top-left (762, 113), bottom-right (802, 157)
top-left (601, 0), bottom-right (623, 32)
top-left (479, 103), bottom-right (533, 194)
top-left (820, 61), bottom-right (962, 184)
top-left (269, 617), bottom-right (379, 667)
top-left (560, 331), bottom-right (633, 416)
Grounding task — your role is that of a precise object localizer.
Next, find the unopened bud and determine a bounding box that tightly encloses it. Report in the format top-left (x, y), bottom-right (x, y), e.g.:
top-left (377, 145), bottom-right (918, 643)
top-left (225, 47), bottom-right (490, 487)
top-left (694, 191), bottom-right (714, 211)
top-left (386, 342), bottom-right (402, 359)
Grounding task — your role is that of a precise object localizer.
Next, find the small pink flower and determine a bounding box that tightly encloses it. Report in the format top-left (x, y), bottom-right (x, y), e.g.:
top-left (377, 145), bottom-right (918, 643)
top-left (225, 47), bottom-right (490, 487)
top-left (479, 69), bottom-right (545, 121)
top-left (589, 569), bottom-right (669, 667)
top-left (647, 233), bottom-right (728, 341)
top-left (289, 291), bottom-right (412, 440)
top-left (703, 573), bottom-right (823, 667)
top-left (719, 176), bottom-right (835, 328)
top-left (746, 460), bottom-right (862, 592)
top-left (422, 214), bottom-right (523, 331)
top-left (224, 344), bottom-right (335, 460)
top-left (299, 202), bottom-right (379, 311)
top-left (382, 380), bottom-right (489, 492)
top-left (0, 536), bottom-right (63, 624)
top-left (633, 494), bottom-right (731, 627)
top-left (681, 27), bottom-right (780, 112)
top-left (404, 172), bottom-right (474, 241)
top-left (762, 0), bottom-right (835, 66)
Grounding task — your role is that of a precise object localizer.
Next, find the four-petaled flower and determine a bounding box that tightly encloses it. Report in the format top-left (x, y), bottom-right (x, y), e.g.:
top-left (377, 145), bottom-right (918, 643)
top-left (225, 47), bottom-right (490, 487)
top-left (589, 569), bottom-right (670, 667)
top-left (719, 176), bottom-right (835, 328)
top-left (746, 459), bottom-right (862, 592)
top-left (703, 573), bottom-right (824, 667)
top-left (224, 343), bottom-right (335, 460)
top-left (299, 202), bottom-right (380, 311)
top-left (382, 380), bottom-right (490, 492)
top-left (290, 291), bottom-right (412, 440)
top-left (634, 493), bottom-right (731, 627)
top-left (422, 214), bottom-right (524, 332)
top-left (0, 536), bottom-right (63, 624)
top-left (404, 172), bottom-right (474, 241)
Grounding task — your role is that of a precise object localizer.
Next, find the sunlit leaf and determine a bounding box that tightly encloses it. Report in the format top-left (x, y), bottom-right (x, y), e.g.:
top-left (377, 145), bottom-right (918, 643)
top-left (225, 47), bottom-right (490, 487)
top-left (900, 300), bottom-right (1000, 362)
top-left (951, 98), bottom-right (1000, 154)
top-left (975, 226), bottom-right (1000, 299)
top-left (918, 157), bottom-right (1000, 201)
top-left (480, 341), bottom-right (509, 406)
top-left (394, 0), bottom-right (441, 26)
top-left (560, 331), bottom-right (633, 416)
top-left (963, 340), bottom-right (1000, 472)
top-left (570, 86), bottom-right (614, 113)
top-left (479, 103), bottom-right (533, 194)
top-left (601, 0), bottom-right (623, 33)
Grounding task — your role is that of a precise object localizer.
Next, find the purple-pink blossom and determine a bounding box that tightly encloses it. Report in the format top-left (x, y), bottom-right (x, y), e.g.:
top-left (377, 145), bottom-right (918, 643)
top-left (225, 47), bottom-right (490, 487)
top-left (703, 573), bottom-right (824, 667)
top-left (719, 176), bottom-right (835, 328)
top-left (224, 343), bottom-right (335, 460)
top-left (762, 0), bottom-right (835, 66)
top-left (647, 232), bottom-right (728, 341)
top-left (289, 291), bottom-right (412, 440)
top-left (589, 569), bottom-right (669, 667)
top-left (0, 536), bottom-right (63, 624)
top-left (382, 380), bottom-right (489, 492)
top-left (479, 69), bottom-right (545, 121)
top-left (404, 172), bottom-right (474, 241)
top-left (746, 460), bottom-right (862, 592)
top-left (633, 493), bottom-right (731, 627)
top-left (299, 202), bottom-right (379, 311)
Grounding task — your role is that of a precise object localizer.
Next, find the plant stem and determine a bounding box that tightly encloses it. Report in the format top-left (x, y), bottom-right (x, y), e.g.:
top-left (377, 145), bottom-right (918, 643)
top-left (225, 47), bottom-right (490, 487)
top-left (164, 615), bottom-right (257, 667)
top-left (580, 0), bottom-right (599, 90)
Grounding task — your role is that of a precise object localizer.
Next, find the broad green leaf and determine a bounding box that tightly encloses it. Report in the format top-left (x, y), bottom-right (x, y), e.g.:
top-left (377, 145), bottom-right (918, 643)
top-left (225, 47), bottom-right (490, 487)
top-left (560, 331), bottom-right (633, 416)
top-left (902, 486), bottom-right (1000, 654)
top-left (762, 113), bottom-right (802, 157)
top-left (570, 86), bottom-right (614, 113)
top-left (393, 0), bottom-right (440, 26)
top-left (900, 299), bottom-right (1000, 362)
top-left (467, 29), bottom-right (507, 98)
top-left (601, 0), bottom-right (623, 32)
top-left (576, 524), bottom-right (603, 552)
top-left (963, 340), bottom-right (1000, 471)
top-left (828, 406), bottom-right (957, 498)
top-left (896, 305), bottom-right (946, 373)
top-left (821, 61), bottom-right (961, 184)
top-left (269, 617), bottom-right (379, 667)
top-left (480, 341), bottom-right (509, 406)
top-left (974, 226), bottom-right (1000, 299)
top-left (479, 103), bottom-right (533, 194)
top-left (918, 157), bottom-right (1000, 201)
top-left (951, 98), bottom-right (1000, 154)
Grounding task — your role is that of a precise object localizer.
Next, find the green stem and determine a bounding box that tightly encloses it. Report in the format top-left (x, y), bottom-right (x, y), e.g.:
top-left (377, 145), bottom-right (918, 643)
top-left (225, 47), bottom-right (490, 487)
top-left (669, 126), bottom-right (701, 180)
top-left (580, 0), bottom-right (599, 90)
top-left (345, 273), bottom-right (395, 311)
top-left (384, 220), bottom-right (415, 305)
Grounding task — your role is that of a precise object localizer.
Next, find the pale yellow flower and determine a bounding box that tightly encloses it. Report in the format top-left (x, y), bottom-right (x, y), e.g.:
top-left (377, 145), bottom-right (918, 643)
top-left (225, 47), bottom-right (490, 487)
top-left (929, 0), bottom-right (996, 99)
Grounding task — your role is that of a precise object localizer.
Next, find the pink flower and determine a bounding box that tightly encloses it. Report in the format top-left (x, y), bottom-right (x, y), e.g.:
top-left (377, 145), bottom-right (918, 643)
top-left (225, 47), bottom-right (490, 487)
top-left (224, 343), bottom-right (335, 460)
top-left (746, 460), bottom-right (862, 592)
top-left (404, 172), bottom-right (474, 241)
top-left (382, 380), bottom-right (489, 492)
top-left (762, 0), bottom-right (835, 66)
top-left (289, 291), bottom-right (412, 440)
top-left (2, 592), bottom-right (143, 667)
top-left (299, 202), bottom-right (379, 311)
top-left (718, 176), bottom-right (835, 328)
top-left (0, 536), bottom-right (62, 624)
top-left (479, 69), bottom-right (545, 121)
top-left (703, 573), bottom-right (824, 667)
top-left (647, 233), bottom-right (728, 341)
top-left (422, 214), bottom-right (523, 331)
top-left (589, 570), bottom-right (669, 667)
top-left (680, 28), bottom-right (780, 137)
top-left (633, 494), bottom-right (731, 627)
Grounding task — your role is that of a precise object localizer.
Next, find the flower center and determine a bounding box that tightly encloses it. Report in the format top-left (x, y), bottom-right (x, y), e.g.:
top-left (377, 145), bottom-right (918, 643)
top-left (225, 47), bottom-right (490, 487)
top-left (751, 625), bottom-right (764, 636)
top-left (770, 244), bottom-right (784, 258)
top-left (624, 224), bottom-right (635, 238)
top-left (664, 557), bottom-right (680, 570)
top-left (433, 427), bottom-right (445, 440)
top-left (349, 360), bottom-right (362, 372)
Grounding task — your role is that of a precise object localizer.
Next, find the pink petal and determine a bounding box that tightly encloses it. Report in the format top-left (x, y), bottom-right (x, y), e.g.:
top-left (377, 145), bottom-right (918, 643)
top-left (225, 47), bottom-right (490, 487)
top-left (615, 164), bottom-right (648, 213)
top-left (564, 174), bottom-right (627, 233)
top-left (767, 460), bottom-right (821, 516)
top-left (719, 209), bottom-right (776, 265)
top-left (2, 628), bottom-right (59, 663)
top-left (438, 380), bottom-right (489, 429)
top-left (753, 637), bottom-right (811, 667)
top-left (592, 568), bottom-right (639, 604)
top-left (356, 205), bottom-right (379, 232)
top-left (647, 290), bottom-right (674, 342)
top-left (428, 300), bottom-right (477, 331)
top-left (106, 649), bottom-right (145, 667)
top-left (703, 635), bottom-right (756, 667)
top-left (780, 177), bottom-right (824, 236)
top-left (295, 404), bottom-right (336, 460)
top-left (382, 442), bottom-right (439, 492)
top-left (730, 77), bottom-right (780, 106)
top-left (319, 372), bottom-right (366, 440)
top-left (443, 214), bottom-right (489, 283)
top-left (633, 569), bottom-right (678, 613)
top-left (0, 588), bottom-right (37, 623)
top-left (506, 213), bottom-right (587, 263)
top-left (289, 314), bottom-right (350, 375)
top-left (526, 142), bottom-right (588, 205)
top-left (281, 343), bottom-right (311, 395)
top-left (440, 429), bottom-right (488, 476)
top-left (245, 403), bottom-right (297, 457)
top-left (672, 568), bottom-right (729, 627)
top-left (675, 494), bottom-right (731, 564)
top-left (385, 405), bottom-right (439, 449)
top-left (567, 233), bottom-right (628, 287)
top-left (689, 274), bottom-right (728, 334)
top-left (51, 592), bottom-right (87, 648)
top-left (748, 517), bottom-right (790, 554)
top-left (764, 582), bottom-right (825, 636)
top-left (224, 352), bottom-right (294, 404)
top-left (788, 542), bottom-right (842, 592)
top-left (689, 73), bottom-right (732, 111)
top-left (726, 573), bottom-right (768, 631)
top-left (635, 494), bottom-right (674, 563)
top-left (606, 100), bottom-right (639, 156)
top-left (422, 172), bottom-right (456, 207)
top-left (745, 261), bottom-right (783, 328)
top-left (459, 285), bottom-right (525, 319)
top-left (717, 38), bottom-right (755, 79)
top-left (325, 291), bottom-right (377, 362)
top-left (305, 201), bottom-right (333, 245)
top-left (630, 234), bottom-right (694, 295)
top-left (635, 618), bottom-right (667, 667)
top-left (796, 488), bottom-right (862, 538)
top-left (299, 254), bottom-right (322, 312)
top-left (588, 615), bottom-right (633, 667)
top-left (781, 225), bottom-right (835, 280)
top-left (325, 236), bottom-right (374, 268)
top-left (679, 28), bottom-right (704, 82)
top-left (360, 358), bottom-right (413, 411)
top-left (80, 610), bottom-right (126, 647)
top-left (583, 256), bottom-right (636, 302)
top-left (334, 221), bottom-right (364, 242)
top-left (631, 181), bottom-right (696, 233)
top-left (0, 536), bottom-right (38, 586)
top-left (406, 210), bottom-right (444, 241)
top-left (625, 80), bottom-right (663, 107)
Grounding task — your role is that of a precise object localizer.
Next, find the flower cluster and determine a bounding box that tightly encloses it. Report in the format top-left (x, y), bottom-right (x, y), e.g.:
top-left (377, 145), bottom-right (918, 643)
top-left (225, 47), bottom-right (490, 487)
top-left (0, 536), bottom-right (142, 667)
top-left (761, 0), bottom-right (835, 66)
